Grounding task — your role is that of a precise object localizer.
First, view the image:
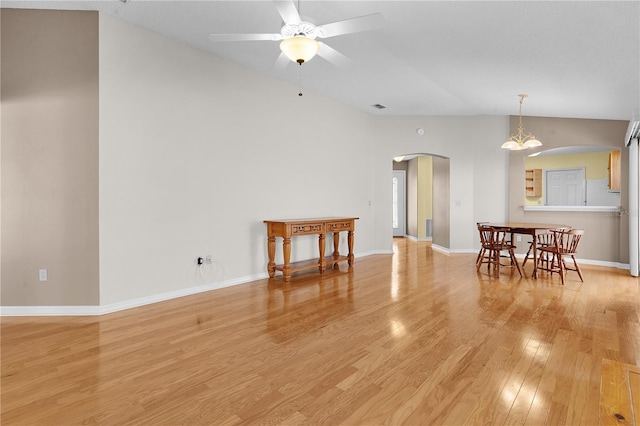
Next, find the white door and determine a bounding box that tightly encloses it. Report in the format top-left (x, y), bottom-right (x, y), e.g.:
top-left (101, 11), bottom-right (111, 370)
top-left (546, 168), bottom-right (586, 206)
top-left (629, 140), bottom-right (639, 276)
top-left (392, 171), bottom-right (406, 237)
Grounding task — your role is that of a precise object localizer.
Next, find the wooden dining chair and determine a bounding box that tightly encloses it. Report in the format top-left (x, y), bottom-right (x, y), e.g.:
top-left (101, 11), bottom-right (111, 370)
top-left (492, 227), bottom-right (523, 277)
top-left (476, 224), bottom-right (494, 270)
top-left (537, 229), bottom-right (584, 284)
top-left (477, 225), bottom-right (522, 277)
top-left (522, 230), bottom-right (556, 267)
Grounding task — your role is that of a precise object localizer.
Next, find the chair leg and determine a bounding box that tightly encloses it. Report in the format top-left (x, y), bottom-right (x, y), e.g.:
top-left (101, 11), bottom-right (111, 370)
top-left (481, 249), bottom-right (490, 273)
top-left (476, 248), bottom-right (484, 269)
top-left (558, 254), bottom-right (565, 285)
top-left (477, 247), bottom-right (493, 272)
top-left (522, 242), bottom-right (533, 266)
top-left (510, 249), bottom-right (522, 277)
top-left (537, 250), bottom-right (548, 276)
top-left (571, 255), bottom-right (584, 282)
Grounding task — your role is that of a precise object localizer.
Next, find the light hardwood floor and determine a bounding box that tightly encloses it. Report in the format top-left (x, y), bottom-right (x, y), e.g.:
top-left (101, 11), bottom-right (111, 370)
top-left (2, 239), bottom-right (639, 425)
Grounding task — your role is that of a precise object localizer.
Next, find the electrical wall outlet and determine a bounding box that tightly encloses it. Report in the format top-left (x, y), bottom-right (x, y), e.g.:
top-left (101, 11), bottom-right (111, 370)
top-left (516, 235), bottom-right (522, 242)
top-left (39, 269), bottom-right (48, 281)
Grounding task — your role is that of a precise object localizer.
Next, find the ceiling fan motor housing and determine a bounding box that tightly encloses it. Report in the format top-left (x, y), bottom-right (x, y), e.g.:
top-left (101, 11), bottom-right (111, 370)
top-left (281, 22), bottom-right (320, 39)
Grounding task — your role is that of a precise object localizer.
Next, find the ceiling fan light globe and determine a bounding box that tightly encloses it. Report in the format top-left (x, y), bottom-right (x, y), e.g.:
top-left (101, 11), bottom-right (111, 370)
top-left (280, 36), bottom-right (320, 64)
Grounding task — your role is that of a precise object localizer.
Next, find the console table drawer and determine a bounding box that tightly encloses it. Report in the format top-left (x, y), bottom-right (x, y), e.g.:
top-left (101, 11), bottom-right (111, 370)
top-left (327, 221), bottom-right (353, 232)
top-left (291, 223), bottom-right (325, 235)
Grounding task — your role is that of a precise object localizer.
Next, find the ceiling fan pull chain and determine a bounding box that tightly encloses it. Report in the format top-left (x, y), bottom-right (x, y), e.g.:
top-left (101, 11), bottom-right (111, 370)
top-left (298, 63), bottom-right (303, 96)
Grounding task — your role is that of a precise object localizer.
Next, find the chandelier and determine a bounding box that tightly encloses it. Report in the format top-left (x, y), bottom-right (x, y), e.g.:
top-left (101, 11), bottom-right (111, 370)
top-left (501, 94), bottom-right (542, 150)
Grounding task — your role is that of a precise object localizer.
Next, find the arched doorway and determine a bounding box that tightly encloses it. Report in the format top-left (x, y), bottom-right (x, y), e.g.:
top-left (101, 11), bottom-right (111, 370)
top-left (392, 154), bottom-right (451, 250)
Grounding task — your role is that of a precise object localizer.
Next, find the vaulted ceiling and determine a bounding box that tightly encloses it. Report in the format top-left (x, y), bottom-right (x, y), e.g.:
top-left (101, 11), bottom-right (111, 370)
top-left (4, 1), bottom-right (639, 120)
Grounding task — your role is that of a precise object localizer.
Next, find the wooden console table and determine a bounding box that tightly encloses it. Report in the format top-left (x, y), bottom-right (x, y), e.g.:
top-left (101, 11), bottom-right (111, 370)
top-left (264, 217), bottom-right (358, 282)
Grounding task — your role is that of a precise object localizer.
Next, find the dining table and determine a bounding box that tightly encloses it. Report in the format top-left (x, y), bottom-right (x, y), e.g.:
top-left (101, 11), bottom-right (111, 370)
top-left (486, 222), bottom-right (571, 278)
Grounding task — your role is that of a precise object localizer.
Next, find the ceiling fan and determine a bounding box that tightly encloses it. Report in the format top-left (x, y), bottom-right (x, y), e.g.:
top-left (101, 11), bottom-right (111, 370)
top-left (209, 0), bottom-right (386, 70)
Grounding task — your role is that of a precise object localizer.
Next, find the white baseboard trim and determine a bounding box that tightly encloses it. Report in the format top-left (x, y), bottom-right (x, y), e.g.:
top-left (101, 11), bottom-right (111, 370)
top-left (573, 259), bottom-right (629, 270)
top-left (512, 253), bottom-right (629, 270)
top-left (404, 235), bottom-right (432, 242)
top-left (0, 305), bottom-right (103, 316)
top-left (1, 272), bottom-right (269, 317)
top-left (449, 248), bottom-right (478, 254)
top-left (0, 251), bottom-right (395, 317)
top-left (431, 244), bottom-right (450, 254)
top-left (1, 251), bottom-right (629, 317)
top-left (98, 273), bottom-right (268, 315)
top-left (426, 245), bottom-right (629, 270)
top-left (356, 249), bottom-right (394, 257)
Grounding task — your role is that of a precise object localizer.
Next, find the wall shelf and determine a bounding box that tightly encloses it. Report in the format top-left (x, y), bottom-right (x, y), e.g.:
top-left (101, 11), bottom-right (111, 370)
top-left (525, 168), bottom-right (542, 197)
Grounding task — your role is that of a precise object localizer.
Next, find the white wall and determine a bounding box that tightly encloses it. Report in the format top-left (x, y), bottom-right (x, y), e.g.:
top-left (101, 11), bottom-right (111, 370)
top-left (98, 15), bottom-right (510, 306)
top-left (371, 115), bottom-right (510, 254)
top-left (98, 15), bottom-right (379, 305)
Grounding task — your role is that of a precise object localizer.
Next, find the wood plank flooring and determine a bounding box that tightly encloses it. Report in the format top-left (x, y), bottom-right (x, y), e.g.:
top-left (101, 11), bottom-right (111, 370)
top-left (2, 239), bottom-right (639, 425)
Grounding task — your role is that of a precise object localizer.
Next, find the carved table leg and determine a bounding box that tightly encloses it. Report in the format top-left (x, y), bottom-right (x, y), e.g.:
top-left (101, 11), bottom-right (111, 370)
top-left (333, 232), bottom-right (340, 268)
top-left (283, 237), bottom-right (291, 282)
top-left (319, 233), bottom-right (326, 273)
top-left (348, 230), bottom-right (355, 266)
top-left (267, 236), bottom-right (276, 278)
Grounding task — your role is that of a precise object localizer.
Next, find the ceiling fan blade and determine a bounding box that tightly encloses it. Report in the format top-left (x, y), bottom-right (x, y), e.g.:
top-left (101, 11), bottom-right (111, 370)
top-left (273, 0), bottom-right (301, 25)
top-left (270, 51), bottom-right (291, 73)
top-left (317, 13), bottom-right (387, 38)
top-left (209, 33), bottom-right (282, 42)
top-left (317, 42), bottom-right (355, 68)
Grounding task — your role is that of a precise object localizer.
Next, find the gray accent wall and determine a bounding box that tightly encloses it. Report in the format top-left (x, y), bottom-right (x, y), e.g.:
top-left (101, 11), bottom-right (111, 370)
top-left (432, 156), bottom-right (450, 249)
top-left (1, 9), bottom-right (100, 305)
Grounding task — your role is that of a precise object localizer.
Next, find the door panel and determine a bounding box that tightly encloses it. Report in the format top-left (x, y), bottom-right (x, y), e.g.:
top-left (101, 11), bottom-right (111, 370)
top-left (546, 168), bottom-right (585, 206)
top-left (392, 171), bottom-right (406, 237)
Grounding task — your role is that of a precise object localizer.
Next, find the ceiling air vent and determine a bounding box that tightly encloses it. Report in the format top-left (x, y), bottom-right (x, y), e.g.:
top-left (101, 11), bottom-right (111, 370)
top-left (372, 104), bottom-right (386, 110)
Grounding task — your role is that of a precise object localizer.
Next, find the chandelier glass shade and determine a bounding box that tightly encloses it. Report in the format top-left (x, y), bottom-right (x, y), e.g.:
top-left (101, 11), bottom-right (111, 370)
top-left (280, 35), bottom-right (320, 64)
top-left (501, 94), bottom-right (542, 150)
